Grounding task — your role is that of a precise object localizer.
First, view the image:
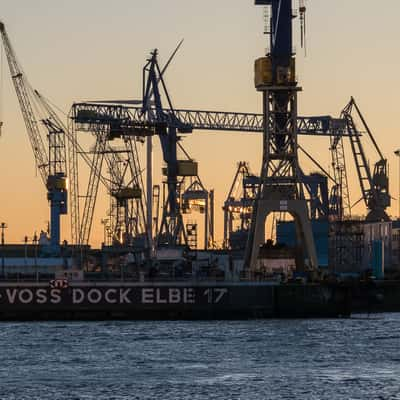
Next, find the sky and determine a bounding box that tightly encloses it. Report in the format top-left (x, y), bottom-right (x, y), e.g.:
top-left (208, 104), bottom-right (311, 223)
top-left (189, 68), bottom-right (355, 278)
top-left (1, 0), bottom-right (400, 247)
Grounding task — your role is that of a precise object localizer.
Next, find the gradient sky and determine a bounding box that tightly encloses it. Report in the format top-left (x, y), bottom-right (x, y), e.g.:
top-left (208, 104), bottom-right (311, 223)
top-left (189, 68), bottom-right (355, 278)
top-left (1, 0), bottom-right (400, 246)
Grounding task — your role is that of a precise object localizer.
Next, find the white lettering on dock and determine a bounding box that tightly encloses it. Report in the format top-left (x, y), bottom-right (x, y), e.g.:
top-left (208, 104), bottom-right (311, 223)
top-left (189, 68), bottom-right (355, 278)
top-left (202, 288), bottom-right (228, 304)
top-left (6, 289), bottom-right (17, 304)
top-left (169, 289), bottom-right (181, 304)
top-left (140, 288), bottom-right (196, 304)
top-left (87, 289), bottom-right (102, 304)
top-left (156, 289), bottom-right (167, 304)
top-left (36, 289), bottom-right (47, 304)
top-left (119, 289), bottom-right (131, 304)
top-left (50, 289), bottom-right (62, 304)
top-left (19, 289), bottom-right (34, 304)
top-left (73, 289), bottom-right (85, 304)
top-left (105, 289), bottom-right (117, 304)
top-left (214, 288), bottom-right (228, 304)
top-left (0, 287), bottom-right (228, 306)
top-left (72, 288), bottom-right (132, 304)
top-left (183, 288), bottom-right (195, 304)
top-left (142, 288), bottom-right (154, 304)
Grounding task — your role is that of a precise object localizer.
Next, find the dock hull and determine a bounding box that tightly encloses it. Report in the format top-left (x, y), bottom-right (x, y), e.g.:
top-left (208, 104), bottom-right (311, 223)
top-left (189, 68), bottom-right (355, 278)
top-left (0, 282), bottom-right (351, 320)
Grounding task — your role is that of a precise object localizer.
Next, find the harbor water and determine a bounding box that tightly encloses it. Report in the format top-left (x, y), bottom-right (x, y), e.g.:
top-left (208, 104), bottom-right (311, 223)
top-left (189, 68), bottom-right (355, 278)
top-left (1, 315), bottom-right (400, 399)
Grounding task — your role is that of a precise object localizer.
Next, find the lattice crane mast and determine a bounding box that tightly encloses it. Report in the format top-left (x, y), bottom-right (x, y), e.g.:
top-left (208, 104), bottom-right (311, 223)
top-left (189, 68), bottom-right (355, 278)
top-left (141, 50), bottom-right (194, 247)
top-left (223, 162), bottom-right (258, 249)
top-left (0, 22), bottom-right (67, 254)
top-left (73, 126), bottom-right (147, 247)
top-left (330, 133), bottom-right (351, 220)
top-left (341, 97), bottom-right (390, 222)
top-left (244, 0), bottom-right (318, 270)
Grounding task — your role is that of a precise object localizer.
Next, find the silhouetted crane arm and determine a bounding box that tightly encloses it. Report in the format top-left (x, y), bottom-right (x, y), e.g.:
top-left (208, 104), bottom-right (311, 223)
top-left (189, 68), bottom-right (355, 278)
top-left (71, 102), bottom-right (348, 137)
top-left (0, 22), bottom-right (48, 184)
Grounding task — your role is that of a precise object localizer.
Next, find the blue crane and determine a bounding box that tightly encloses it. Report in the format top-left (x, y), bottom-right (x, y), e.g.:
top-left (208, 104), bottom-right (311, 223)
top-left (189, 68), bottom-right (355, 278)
top-left (0, 22), bottom-right (67, 255)
top-left (243, 0), bottom-right (319, 270)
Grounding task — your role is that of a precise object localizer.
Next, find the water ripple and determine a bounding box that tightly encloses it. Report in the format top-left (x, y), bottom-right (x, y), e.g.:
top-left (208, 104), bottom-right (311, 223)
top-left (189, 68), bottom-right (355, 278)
top-left (0, 315), bottom-right (400, 398)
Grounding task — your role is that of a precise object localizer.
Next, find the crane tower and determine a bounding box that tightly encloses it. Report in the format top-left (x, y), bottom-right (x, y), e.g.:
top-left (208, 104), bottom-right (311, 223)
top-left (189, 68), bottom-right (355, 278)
top-left (245, 0), bottom-right (318, 270)
top-left (0, 22), bottom-right (67, 254)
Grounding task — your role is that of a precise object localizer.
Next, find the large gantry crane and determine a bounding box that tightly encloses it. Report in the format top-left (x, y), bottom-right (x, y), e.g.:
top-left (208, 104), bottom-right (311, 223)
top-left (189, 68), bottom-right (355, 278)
top-left (244, 0), bottom-right (318, 270)
top-left (72, 103), bottom-right (347, 254)
top-left (0, 22), bottom-right (68, 255)
top-left (71, 39), bottom-right (351, 254)
top-left (71, 93), bottom-right (347, 252)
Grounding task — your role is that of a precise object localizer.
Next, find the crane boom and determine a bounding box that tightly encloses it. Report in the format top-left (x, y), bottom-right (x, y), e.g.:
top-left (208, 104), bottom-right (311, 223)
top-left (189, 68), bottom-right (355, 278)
top-left (0, 22), bottom-right (48, 184)
top-left (0, 21), bottom-right (69, 253)
top-left (341, 97), bottom-right (390, 222)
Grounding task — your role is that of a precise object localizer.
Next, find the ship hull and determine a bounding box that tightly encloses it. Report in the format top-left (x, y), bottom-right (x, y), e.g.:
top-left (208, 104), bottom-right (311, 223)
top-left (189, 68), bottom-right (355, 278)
top-left (0, 281), bottom-right (351, 320)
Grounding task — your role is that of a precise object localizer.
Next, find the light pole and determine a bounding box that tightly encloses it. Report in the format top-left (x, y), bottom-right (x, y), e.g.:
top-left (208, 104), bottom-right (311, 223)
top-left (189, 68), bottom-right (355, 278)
top-left (1, 222), bottom-right (8, 276)
top-left (33, 232), bottom-right (38, 281)
top-left (395, 150), bottom-right (400, 220)
top-left (101, 218), bottom-right (109, 246)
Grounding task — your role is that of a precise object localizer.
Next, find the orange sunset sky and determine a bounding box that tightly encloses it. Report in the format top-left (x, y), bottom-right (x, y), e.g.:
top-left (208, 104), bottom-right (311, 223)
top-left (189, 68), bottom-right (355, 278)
top-left (0, 0), bottom-right (399, 247)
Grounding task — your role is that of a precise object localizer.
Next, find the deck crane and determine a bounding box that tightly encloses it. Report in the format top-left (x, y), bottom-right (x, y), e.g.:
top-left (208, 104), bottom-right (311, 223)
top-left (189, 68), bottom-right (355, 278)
top-left (0, 21), bottom-right (67, 255)
top-left (341, 97), bottom-right (390, 222)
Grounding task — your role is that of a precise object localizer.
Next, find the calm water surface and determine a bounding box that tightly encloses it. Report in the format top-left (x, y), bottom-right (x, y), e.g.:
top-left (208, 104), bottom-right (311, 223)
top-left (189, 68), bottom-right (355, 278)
top-left (0, 314), bottom-right (400, 399)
